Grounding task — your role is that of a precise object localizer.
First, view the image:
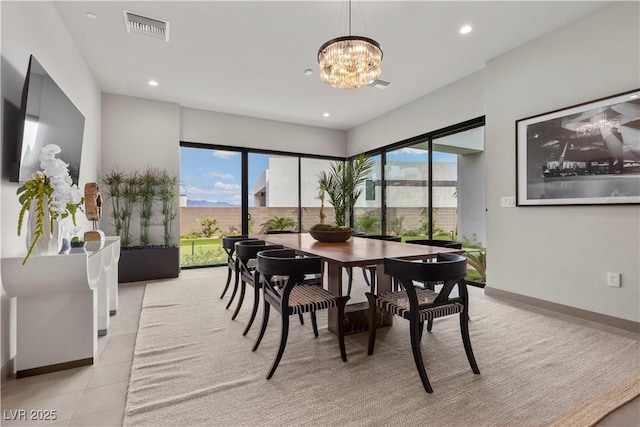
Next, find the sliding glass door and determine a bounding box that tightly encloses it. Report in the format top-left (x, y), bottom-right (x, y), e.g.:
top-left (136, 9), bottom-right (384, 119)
top-left (301, 158), bottom-right (337, 230)
top-left (179, 147), bottom-right (242, 267)
top-left (248, 153), bottom-right (299, 234)
top-left (385, 144), bottom-right (429, 239)
top-left (353, 154), bottom-right (382, 235)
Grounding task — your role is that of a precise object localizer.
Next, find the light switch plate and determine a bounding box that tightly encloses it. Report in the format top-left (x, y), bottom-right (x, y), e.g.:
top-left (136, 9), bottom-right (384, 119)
top-left (607, 272), bottom-right (621, 287)
top-left (501, 196), bottom-right (516, 208)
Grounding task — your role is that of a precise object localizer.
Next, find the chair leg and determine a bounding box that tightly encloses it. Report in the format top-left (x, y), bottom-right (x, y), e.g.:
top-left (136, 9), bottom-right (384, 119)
top-left (298, 312), bottom-right (304, 325)
top-left (460, 311), bottom-right (480, 375)
top-left (409, 318), bottom-right (433, 393)
top-left (220, 264), bottom-right (233, 299)
top-left (252, 299), bottom-right (270, 352)
top-left (418, 320), bottom-right (424, 340)
top-left (367, 267), bottom-right (377, 294)
top-left (426, 318), bottom-right (433, 332)
top-left (310, 311), bottom-right (319, 337)
top-left (242, 283), bottom-right (261, 336)
top-left (336, 297), bottom-right (349, 362)
top-left (266, 312), bottom-right (290, 379)
top-left (362, 267), bottom-right (372, 287)
top-left (231, 280), bottom-right (246, 320)
top-left (226, 271), bottom-right (240, 309)
top-left (365, 293), bottom-right (377, 355)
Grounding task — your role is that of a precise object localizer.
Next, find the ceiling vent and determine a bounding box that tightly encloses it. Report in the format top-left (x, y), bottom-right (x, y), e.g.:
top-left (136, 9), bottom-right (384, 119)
top-left (124, 11), bottom-right (169, 41)
top-left (370, 79), bottom-right (393, 90)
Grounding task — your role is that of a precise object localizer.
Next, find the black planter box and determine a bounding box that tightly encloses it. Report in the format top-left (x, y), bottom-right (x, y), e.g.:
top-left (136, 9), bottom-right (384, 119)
top-left (118, 246), bottom-right (180, 283)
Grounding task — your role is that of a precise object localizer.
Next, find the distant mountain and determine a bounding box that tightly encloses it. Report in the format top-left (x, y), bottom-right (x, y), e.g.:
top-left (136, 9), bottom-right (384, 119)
top-left (187, 199), bottom-right (237, 207)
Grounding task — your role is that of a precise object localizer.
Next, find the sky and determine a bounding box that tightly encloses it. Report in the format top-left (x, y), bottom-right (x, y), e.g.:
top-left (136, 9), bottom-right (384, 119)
top-left (180, 146), bottom-right (456, 206)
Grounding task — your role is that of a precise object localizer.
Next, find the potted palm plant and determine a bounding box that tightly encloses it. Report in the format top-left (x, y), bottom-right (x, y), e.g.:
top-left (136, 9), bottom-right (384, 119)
top-left (311, 154), bottom-right (373, 242)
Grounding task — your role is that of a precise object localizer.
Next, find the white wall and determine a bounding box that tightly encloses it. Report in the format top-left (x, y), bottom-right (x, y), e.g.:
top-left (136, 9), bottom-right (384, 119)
top-left (348, 70), bottom-right (485, 156)
top-left (484, 1), bottom-right (639, 322)
top-left (349, 2), bottom-right (639, 322)
top-left (101, 94), bottom-right (181, 244)
top-left (458, 152), bottom-right (487, 246)
top-left (181, 107), bottom-right (347, 158)
top-left (1, 1), bottom-right (102, 368)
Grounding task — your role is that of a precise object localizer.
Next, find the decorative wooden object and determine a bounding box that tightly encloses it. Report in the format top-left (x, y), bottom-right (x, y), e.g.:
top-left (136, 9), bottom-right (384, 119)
top-left (84, 182), bottom-right (102, 221)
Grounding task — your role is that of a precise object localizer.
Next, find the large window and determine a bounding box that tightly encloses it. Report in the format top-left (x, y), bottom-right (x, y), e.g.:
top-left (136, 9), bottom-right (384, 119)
top-left (180, 147), bottom-right (242, 267)
top-left (248, 153), bottom-right (299, 234)
top-left (353, 154), bottom-right (382, 235)
top-left (301, 158), bottom-right (336, 230)
top-left (354, 118), bottom-right (484, 243)
top-left (178, 119), bottom-right (484, 268)
top-left (179, 143), bottom-right (342, 267)
top-left (385, 145), bottom-right (429, 238)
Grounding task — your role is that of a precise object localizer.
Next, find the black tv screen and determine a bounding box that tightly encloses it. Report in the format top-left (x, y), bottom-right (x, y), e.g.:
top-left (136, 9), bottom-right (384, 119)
top-left (11, 55), bottom-right (85, 184)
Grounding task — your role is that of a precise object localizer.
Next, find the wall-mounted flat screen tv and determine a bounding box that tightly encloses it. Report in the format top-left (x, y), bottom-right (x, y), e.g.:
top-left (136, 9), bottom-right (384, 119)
top-left (11, 55), bottom-right (85, 184)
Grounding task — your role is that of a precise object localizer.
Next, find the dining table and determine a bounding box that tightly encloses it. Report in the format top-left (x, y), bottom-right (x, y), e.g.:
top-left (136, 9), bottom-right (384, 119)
top-left (255, 232), bottom-right (464, 333)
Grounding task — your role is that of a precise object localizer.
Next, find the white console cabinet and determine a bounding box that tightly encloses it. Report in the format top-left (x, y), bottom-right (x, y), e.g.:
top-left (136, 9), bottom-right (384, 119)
top-left (1, 242), bottom-right (117, 378)
top-left (97, 237), bottom-right (120, 335)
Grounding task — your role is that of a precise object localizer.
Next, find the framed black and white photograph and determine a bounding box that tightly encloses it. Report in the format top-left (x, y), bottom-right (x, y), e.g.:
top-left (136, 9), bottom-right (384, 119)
top-left (516, 89), bottom-right (640, 206)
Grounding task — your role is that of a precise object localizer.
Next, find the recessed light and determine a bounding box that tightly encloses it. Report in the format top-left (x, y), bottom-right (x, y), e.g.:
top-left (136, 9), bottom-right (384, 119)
top-left (323, 112), bottom-right (330, 117)
top-left (460, 25), bottom-right (472, 34)
top-left (85, 12), bottom-right (98, 20)
top-left (304, 69), bottom-right (313, 76)
top-left (148, 80), bottom-right (158, 87)
top-left (631, 94), bottom-right (639, 99)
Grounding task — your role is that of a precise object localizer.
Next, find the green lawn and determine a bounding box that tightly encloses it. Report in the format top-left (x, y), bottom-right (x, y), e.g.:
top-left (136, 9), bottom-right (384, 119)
top-left (180, 237), bottom-right (225, 267)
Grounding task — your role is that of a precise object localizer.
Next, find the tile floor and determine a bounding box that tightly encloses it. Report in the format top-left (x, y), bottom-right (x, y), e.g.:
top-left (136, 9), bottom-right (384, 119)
top-left (1, 267), bottom-right (638, 426)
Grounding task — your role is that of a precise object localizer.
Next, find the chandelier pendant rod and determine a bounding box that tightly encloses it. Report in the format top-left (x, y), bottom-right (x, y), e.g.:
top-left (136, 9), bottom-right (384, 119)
top-left (348, 0), bottom-right (352, 36)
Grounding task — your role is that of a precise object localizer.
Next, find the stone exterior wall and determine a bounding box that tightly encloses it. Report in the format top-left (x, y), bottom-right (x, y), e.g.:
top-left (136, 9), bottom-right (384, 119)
top-left (180, 206), bottom-right (457, 237)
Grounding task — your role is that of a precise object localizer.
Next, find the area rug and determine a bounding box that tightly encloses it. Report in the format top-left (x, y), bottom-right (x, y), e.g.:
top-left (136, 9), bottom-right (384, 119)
top-left (124, 269), bottom-right (639, 426)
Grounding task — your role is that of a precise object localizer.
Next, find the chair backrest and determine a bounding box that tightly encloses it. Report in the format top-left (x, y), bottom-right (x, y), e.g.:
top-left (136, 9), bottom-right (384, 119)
top-left (357, 234), bottom-right (401, 242)
top-left (235, 240), bottom-right (283, 261)
top-left (406, 239), bottom-right (463, 249)
top-left (222, 236), bottom-right (257, 253)
top-left (257, 249), bottom-right (323, 307)
top-left (257, 249), bottom-right (321, 278)
top-left (384, 253), bottom-right (468, 305)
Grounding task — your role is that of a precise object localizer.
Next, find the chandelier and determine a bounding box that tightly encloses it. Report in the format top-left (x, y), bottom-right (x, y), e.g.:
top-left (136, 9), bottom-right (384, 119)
top-left (317, 1), bottom-right (383, 89)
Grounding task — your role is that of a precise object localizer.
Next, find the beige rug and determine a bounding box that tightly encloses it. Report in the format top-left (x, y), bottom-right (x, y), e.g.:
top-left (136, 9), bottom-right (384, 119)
top-left (124, 269), bottom-right (639, 426)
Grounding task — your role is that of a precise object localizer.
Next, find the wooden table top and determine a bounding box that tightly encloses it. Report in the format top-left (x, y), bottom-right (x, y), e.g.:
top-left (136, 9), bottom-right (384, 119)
top-left (254, 233), bottom-right (462, 267)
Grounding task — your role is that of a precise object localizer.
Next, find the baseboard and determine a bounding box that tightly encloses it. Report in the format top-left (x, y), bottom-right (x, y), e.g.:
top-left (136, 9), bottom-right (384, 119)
top-left (16, 358), bottom-right (93, 379)
top-left (1, 358), bottom-right (15, 385)
top-left (484, 287), bottom-right (640, 333)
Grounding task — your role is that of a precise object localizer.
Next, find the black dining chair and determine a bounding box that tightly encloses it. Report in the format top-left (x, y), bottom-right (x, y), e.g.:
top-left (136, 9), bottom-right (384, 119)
top-left (253, 248), bottom-right (349, 379)
top-left (232, 240), bottom-right (284, 335)
top-left (366, 253), bottom-right (480, 393)
top-left (221, 236), bottom-right (258, 303)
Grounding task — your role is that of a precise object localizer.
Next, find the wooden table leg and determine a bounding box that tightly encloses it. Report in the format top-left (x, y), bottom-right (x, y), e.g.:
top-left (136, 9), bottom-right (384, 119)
top-left (326, 262), bottom-right (342, 334)
top-left (375, 263), bottom-right (392, 293)
top-left (327, 262), bottom-right (393, 334)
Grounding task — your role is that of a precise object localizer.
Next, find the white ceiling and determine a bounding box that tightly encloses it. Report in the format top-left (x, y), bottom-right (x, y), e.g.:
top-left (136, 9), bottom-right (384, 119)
top-left (55, 1), bottom-right (607, 131)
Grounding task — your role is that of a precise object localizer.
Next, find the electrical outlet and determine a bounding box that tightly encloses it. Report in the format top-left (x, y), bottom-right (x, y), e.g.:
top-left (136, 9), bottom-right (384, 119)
top-left (607, 272), bottom-right (621, 287)
top-left (501, 196), bottom-right (516, 208)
